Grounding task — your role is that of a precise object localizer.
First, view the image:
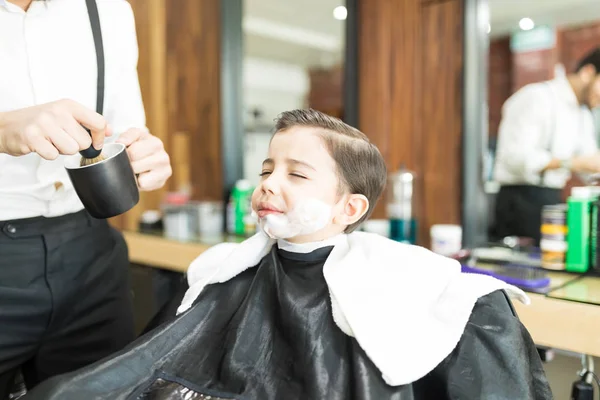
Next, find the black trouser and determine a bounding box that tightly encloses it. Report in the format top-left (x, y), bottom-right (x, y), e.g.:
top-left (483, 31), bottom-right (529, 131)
top-left (0, 210), bottom-right (135, 399)
top-left (493, 184), bottom-right (562, 245)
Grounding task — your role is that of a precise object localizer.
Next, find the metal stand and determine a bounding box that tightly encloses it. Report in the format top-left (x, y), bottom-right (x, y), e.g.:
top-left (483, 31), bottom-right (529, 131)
top-left (571, 354), bottom-right (595, 400)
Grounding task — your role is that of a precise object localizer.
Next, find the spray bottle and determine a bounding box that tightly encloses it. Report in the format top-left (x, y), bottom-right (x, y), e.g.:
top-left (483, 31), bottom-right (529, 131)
top-left (386, 165), bottom-right (418, 244)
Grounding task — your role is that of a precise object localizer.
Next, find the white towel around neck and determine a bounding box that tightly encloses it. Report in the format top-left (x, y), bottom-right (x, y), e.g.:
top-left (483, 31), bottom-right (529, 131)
top-left (177, 231), bottom-right (529, 387)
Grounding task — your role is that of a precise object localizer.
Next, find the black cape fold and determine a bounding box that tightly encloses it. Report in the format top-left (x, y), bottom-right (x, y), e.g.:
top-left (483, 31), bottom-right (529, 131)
top-left (24, 246), bottom-right (553, 400)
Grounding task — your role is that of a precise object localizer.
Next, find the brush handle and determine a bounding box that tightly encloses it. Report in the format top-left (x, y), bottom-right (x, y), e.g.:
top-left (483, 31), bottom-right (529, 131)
top-left (80, 127), bottom-right (102, 159)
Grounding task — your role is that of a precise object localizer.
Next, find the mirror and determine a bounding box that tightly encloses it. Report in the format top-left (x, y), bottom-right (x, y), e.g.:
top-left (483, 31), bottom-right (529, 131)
top-left (241, 0), bottom-right (347, 187)
top-left (487, 0), bottom-right (600, 171)
top-left (465, 0), bottom-right (600, 246)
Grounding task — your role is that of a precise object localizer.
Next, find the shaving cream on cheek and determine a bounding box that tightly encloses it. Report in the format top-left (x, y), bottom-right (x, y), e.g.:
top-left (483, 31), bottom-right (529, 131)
top-left (257, 198), bottom-right (333, 239)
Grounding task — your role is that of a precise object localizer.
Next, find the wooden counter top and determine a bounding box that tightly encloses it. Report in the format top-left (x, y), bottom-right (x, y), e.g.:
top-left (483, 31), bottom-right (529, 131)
top-left (123, 230), bottom-right (600, 356)
top-left (514, 293), bottom-right (600, 357)
top-left (123, 231), bottom-right (213, 272)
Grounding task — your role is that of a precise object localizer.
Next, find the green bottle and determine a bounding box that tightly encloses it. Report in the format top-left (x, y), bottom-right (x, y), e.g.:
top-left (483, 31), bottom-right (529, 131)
top-left (226, 180), bottom-right (254, 236)
top-left (565, 187), bottom-right (598, 273)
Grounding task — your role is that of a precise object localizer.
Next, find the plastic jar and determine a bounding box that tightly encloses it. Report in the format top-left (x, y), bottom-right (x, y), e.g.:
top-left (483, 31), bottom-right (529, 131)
top-left (430, 224), bottom-right (462, 256)
top-left (540, 204), bottom-right (568, 270)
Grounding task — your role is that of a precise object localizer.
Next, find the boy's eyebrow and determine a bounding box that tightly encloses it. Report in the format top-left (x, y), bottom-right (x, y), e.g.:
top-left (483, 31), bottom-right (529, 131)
top-left (261, 158), bottom-right (316, 171)
top-left (289, 159), bottom-right (316, 171)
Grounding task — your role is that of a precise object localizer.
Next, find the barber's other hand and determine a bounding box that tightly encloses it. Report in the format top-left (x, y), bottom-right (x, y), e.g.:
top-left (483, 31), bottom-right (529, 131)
top-left (571, 154), bottom-right (600, 174)
top-left (0, 99), bottom-right (109, 159)
top-left (116, 128), bottom-right (172, 191)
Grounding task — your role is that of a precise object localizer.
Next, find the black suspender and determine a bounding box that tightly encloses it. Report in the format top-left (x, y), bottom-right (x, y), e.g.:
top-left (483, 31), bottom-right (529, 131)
top-left (84, 0), bottom-right (104, 116)
top-left (79, 0), bottom-right (105, 159)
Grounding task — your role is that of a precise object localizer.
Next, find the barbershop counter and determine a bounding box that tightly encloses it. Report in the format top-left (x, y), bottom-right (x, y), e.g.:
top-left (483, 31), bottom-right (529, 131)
top-left (123, 231), bottom-right (600, 358)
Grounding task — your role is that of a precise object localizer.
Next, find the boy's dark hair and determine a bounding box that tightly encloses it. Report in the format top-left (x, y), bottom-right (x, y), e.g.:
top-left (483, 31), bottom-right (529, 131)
top-left (576, 47), bottom-right (600, 73)
top-left (274, 108), bottom-right (387, 233)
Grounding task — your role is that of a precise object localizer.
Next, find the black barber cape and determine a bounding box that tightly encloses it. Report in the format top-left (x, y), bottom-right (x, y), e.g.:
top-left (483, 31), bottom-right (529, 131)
top-left (24, 246), bottom-right (552, 400)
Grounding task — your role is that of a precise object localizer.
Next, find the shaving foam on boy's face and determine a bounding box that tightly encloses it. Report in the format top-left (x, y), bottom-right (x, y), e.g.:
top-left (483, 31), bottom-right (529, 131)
top-left (255, 197), bottom-right (333, 239)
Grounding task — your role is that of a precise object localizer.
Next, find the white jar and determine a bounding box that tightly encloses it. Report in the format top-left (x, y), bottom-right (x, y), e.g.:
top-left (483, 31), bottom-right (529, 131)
top-left (195, 201), bottom-right (224, 239)
top-left (430, 224), bottom-right (462, 256)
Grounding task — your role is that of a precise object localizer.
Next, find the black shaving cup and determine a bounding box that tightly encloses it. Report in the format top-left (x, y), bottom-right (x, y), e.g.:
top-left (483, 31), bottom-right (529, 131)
top-left (64, 143), bottom-right (139, 219)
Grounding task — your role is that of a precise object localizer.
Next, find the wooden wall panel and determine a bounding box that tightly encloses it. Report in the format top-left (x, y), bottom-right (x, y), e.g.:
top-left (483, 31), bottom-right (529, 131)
top-left (389, 0), bottom-right (422, 222)
top-left (511, 49), bottom-right (556, 93)
top-left (359, 0), bottom-right (464, 246)
top-left (110, 0), bottom-right (168, 231)
top-left (358, 0), bottom-right (392, 218)
top-left (420, 0), bottom-right (463, 242)
top-left (130, 0), bottom-right (168, 231)
top-left (110, 0), bottom-right (222, 231)
top-left (167, 1), bottom-right (222, 202)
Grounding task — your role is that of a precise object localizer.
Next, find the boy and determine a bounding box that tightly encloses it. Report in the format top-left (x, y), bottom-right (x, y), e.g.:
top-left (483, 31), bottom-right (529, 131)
top-left (25, 109), bottom-right (552, 400)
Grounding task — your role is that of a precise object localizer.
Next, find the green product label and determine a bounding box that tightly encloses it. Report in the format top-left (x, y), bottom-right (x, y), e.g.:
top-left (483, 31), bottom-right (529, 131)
top-left (233, 187), bottom-right (254, 236)
top-left (566, 198), bottom-right (592, 273)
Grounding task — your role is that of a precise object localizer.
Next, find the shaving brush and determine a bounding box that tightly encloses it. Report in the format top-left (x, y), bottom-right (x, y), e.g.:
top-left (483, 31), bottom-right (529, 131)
top-left (80, 145), bottom-right (105, 166)
top-left (79, 128), bottom-right (105, 166)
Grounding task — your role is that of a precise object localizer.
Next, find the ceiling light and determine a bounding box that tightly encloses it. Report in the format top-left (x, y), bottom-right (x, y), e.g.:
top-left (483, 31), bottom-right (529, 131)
top-left (333, 5), bottom-right (347, 21)
top-left (486, 23), bottom-right (491, 34)
top-left (519, 17), bottom-right (534, 31)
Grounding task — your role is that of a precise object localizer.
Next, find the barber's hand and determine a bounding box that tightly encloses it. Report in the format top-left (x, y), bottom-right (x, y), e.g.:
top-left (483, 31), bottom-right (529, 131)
top-left (571, 154), bottom-right (600, 173)
top-left (116, 128), bottom-right (172, 191)
top-left (0, 99), bottom-right (109, 159)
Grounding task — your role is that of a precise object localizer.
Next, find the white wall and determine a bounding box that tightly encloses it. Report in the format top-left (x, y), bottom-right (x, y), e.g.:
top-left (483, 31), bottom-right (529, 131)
top-left (243, 57), bottom-right (309, 124)
top-left (243, 131), bottom-right (271, 186)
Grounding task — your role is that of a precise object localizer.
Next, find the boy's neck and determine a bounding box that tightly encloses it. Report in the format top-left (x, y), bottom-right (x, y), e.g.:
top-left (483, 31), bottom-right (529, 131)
top-left (284, 226), bottom-right (346, 244)
top-left (277, 234), bottom-right (345, 254)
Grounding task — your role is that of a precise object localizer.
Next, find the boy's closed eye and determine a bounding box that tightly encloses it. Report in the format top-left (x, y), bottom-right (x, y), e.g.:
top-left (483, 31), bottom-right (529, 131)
top-left (259, 171), bottom-right (308, 179)
top-left (289, 173), bottom-right (307, 179)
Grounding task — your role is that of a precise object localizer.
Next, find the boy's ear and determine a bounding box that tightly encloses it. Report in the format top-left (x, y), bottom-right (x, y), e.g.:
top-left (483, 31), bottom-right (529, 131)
top-left (334, 194), bottom-right (369, 227)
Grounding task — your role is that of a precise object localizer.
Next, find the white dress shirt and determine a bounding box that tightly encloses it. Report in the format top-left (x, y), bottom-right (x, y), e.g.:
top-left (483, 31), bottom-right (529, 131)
top-left (493, 76), bottom-right (598, 189)
top-left (0, 0), bottom-right (146, 220)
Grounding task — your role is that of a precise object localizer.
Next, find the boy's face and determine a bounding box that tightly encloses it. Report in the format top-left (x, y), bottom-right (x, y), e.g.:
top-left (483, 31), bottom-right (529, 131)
top-left (251, 126), bottom-right (367, 243)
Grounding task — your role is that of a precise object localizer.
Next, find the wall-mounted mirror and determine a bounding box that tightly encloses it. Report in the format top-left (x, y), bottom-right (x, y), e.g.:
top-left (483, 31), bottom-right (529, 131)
top-left (487, 0), bottom-right (600, 179)
top-left (241, 0), bottom-right (348, 186)
top-left (463, 0), bottom-right (600, 246)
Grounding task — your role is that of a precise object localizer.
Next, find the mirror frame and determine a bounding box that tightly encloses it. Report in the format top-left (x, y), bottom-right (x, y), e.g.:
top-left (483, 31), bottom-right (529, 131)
top-left (462, 0), bottom-right (491, 248)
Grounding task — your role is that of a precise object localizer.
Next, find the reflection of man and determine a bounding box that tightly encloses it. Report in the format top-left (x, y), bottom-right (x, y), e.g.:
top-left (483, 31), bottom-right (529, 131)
top-left (493, 48), bottom-right (600, 244)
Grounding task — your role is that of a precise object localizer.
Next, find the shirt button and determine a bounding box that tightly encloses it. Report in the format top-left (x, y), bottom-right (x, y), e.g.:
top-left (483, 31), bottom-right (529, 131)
top-left (5, 224), bottom-right (16, 234)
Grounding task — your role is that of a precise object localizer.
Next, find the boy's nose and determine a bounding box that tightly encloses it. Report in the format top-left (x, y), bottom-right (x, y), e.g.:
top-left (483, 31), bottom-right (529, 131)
top-left (261, 174), bottom-right (280, 195)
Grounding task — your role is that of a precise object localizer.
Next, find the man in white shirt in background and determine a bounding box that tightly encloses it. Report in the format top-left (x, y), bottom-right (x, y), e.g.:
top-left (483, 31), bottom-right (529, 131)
top-left (0, 0), bottom-right (172, 396)
top-left (493, 47), bottom-right (600, 245)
